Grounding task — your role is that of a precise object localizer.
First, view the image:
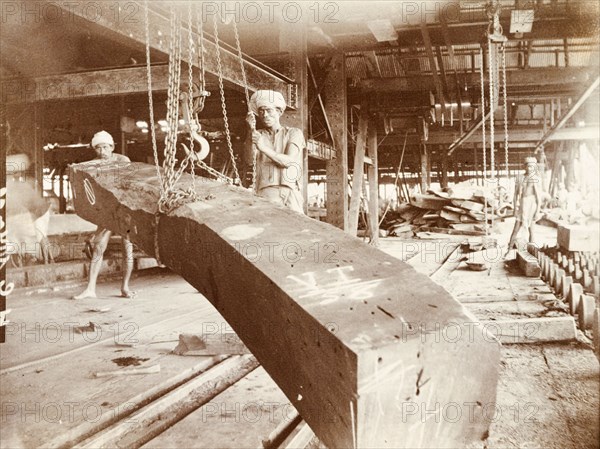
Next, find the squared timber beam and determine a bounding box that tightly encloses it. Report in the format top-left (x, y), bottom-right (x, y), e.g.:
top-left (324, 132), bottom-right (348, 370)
top-left (70, 161), bottom-right (501, 449)
top-left (1, 66), bottom-right (168, 104)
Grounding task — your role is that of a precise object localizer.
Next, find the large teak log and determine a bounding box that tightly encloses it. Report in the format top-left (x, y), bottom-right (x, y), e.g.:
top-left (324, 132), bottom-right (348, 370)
top-left (70, 161), bottom-right (500, 449)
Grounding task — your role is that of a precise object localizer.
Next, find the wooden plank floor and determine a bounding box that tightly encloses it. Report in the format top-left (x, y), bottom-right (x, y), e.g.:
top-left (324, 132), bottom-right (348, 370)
top-left (1, 225), bottom-right (598, 448)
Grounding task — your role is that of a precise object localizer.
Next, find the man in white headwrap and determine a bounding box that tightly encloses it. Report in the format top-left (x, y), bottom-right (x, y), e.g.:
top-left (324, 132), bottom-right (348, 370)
top-left (245, 90), bottom-right (305, 213)
top-left (506, 156), bottom-right (542, 255)
top-left (73, 131), bottom-right (136, 299)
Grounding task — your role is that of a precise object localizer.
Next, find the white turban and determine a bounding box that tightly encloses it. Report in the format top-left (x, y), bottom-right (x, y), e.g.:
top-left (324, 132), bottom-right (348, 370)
top-left (524, 156), bottom-right (537, 165)
top-left (91, 130), bottom-right (114, 148)
top-left (249, 90), bottom-right (286, 114)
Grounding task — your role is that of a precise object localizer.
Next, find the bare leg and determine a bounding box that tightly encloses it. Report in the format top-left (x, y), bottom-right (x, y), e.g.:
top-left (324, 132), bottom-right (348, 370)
top-left (505, 221), bottom-right (522, 257)
top-left (527, 224), bottom-right (536, 245)
top-left (120, 236), bottom-right (136, 298)
top-left (73, 229), bottom-right (112, 299)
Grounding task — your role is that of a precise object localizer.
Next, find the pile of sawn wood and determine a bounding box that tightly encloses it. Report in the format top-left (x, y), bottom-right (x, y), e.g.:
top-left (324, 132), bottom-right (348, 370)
top-left (383, 184), bottom-right (512, 237)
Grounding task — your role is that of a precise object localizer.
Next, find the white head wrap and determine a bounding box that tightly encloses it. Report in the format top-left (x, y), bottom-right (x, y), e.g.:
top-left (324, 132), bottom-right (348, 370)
top-left (249, 90), bottom-right (286, 114)
top-left (524, 156), bottom-right (537, 165)
top-left (91, 130), bottom-right (114, 148)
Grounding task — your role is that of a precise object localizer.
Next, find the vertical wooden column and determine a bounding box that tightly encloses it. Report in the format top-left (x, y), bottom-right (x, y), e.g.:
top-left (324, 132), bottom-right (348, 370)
top-left (279, 22), bottom-right (308, 212)
top-left (367, 118), bottom-right (379, 245)
top-left (33, 103), bottom-right (43, 192)
top-left (324, 53), bottom-right (348, 230)
top-left (348, 105), bottom-right (369, 235)
top-left (441, 145), bottom-right (449, 188)
top-left (420, 143), bottom-right (429, 192)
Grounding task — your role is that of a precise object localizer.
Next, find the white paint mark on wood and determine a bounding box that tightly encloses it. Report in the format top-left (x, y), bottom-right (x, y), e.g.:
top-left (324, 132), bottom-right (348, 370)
top-left (221, 224), bottom-right (265, 241)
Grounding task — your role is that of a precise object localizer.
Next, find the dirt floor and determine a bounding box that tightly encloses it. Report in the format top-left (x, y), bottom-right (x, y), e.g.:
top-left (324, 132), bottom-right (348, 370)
top-left (1, 221), bottom-right (598, 448)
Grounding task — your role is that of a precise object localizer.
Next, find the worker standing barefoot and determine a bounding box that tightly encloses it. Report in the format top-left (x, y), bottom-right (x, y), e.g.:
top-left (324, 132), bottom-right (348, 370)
top-left (73, 131), bottom-right (136, 299)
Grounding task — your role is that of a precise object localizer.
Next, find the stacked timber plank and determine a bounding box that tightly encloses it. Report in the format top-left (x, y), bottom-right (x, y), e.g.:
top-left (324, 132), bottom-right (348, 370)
top-left (385, 187), bottom-right (510, 237)
top-left (69, 160), bottom-right (501, 449)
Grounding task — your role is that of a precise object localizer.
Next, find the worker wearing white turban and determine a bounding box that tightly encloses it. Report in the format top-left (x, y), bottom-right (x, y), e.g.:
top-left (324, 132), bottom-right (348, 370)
top-left (249, 90), bottom-right (287, 115)
top-left (91, 130), bottom-right (115, 148)
top-left (89, 130), bottom-right (130, 164)
top-left (245, 90), bottom-right (305, 214)
top-left (73, 130), bottom-right (135, 300)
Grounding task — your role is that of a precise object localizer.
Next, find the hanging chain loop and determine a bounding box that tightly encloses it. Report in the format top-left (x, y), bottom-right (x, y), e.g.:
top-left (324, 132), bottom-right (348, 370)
top-left (212, 13), bottom-right (242, 185)
top-left (479, 47), bottom-right (487, 181)
top-left (501, 43), bottom-right (509, 181)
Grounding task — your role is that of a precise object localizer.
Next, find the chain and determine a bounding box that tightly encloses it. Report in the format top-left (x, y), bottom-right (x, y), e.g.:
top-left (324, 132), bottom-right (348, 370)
top-left (144, 0), bottom-right (165, 264)
top-left (252, 146), bottom-right (258, 193)
top-left (196, 159), bottom-right (235, 184)
top-left (195, 4), bottom-right (207, 113)
top-left (143, 0), bottom-right (164, 197)
top-left (479, 47), bottom-right (487, 181)
top-left (501, 42), bottom-right (509, 181)
top-left (488, 37), bottom-right (495, 181)
top-left (160, 5), bottom-right (182, 212)
top-left (232, 18), bottom-right (258, 193)
top-left (480, 45), bottom-right (489, 236)
top-left (212, 13), bottom-right (241, 185)
top-left (232, 20), bottom-right (251, 106)
top-left (169, 2), bottom-right (197, 190)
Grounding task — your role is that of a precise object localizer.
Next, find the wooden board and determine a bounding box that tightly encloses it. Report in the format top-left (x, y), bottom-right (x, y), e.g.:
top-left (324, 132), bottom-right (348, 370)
top-left (481, 317), bottom-right (577, 343)
top-left (557, 224), bottom-right (600, 252)
top-left (69, 161), bottom-right (501, 449)
top-left (517, 249), bottom-right (542, 277)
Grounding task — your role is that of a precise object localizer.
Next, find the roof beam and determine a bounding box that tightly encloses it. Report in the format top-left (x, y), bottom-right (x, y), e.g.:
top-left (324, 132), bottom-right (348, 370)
top-left (1, 65), bottom-right (169, 104)
top-left (378, 126), bottom-right (600, 147)
top-left (533, 76), bottom-right (600, 151)
top-left (358, 67), bottom-right (595, 93)
top-left (51, 1), bottom-right (293, 103)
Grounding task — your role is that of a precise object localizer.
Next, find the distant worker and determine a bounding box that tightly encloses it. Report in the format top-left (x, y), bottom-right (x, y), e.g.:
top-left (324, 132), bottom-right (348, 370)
top-left (73, 131), bottom-right (136, 299)
top-left (244, 90), bottom-right (305, 214)
top-left (506, 156), bottom-right (542, 254)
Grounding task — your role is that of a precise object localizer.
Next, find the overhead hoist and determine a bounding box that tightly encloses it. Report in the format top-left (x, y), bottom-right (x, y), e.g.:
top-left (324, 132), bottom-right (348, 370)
top-left (143, 1), bottom-right (255, 215)
top-left (479, 0), bottom-right (511, 234)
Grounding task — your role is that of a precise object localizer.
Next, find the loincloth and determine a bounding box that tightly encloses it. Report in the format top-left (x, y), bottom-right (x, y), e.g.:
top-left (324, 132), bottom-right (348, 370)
top-left (517, 195), bottom-right (537, 226)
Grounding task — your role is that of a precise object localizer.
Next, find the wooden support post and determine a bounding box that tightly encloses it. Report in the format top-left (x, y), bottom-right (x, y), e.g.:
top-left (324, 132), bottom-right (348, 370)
top-left (348, 106), bottom-right (369, 235)
top-left (441, 146), bottom-right (449, 188)
top-left (421, 23), bottom-right (446, 114)
top-left (279, 23), bottom-right (308, 213)
top-left (69, 161), bottom-right (501, 449)
top-left (420, 144), bottom-right (429, 192)
top-left (367, 119), bottom-right (379, 246)
top-left (324, 53), bottom-right (348, 231)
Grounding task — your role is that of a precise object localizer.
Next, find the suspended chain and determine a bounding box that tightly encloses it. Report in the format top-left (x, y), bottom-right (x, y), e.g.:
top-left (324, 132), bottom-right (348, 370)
top-left (501, 43), bottom-right (509, 180)
top-left (480, 45), bottom-right (489, 236)
top-left (196, 160), bottom-right (235, 184)
top-left (487, 37), bottom-right (495, 181)
top-left (168, 2), bottom-right (198, 187)
top-left (212, 13), bottom-right (242, 185)
top-left (160, 6), bottom-right (183, 212)
top-left (195, 4), bottom-right (207, 113)
top-left (479, 47), bottom-right (487, 181)
top-left (144, 0), bottom-right (165, 263)
top-left (185, 3), bottom-right (198, 192)
top-left (232, 20), bottom-right (251, 106)
top-left (232, 19), bottom-right (258, 193)
top-left (143, 0), bottom-right (164, 197)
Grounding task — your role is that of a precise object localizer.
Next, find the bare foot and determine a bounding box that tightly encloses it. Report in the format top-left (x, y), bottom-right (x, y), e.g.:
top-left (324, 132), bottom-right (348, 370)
top-left (73, 289), bottom-right (97, 300)
top-left (120, 290), bottom-right (137, 299)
